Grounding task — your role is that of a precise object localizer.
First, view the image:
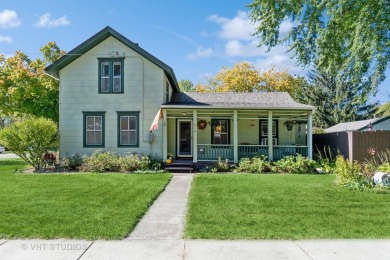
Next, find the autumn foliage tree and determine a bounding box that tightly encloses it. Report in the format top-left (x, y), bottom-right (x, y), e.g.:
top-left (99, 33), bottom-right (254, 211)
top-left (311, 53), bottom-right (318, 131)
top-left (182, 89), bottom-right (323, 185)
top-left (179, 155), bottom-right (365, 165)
top-left (0, 42), bottom-right (63, 122)
top-left (189, 62), bottom-right (302, 96)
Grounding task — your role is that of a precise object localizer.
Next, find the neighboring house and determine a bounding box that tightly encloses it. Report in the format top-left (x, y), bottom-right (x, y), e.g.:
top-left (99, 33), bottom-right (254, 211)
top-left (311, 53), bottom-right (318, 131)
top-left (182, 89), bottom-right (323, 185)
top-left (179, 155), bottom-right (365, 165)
top-left (325, 116), bottom-right (390, 133)
top-left (45, 26), bottom-right (315, 164)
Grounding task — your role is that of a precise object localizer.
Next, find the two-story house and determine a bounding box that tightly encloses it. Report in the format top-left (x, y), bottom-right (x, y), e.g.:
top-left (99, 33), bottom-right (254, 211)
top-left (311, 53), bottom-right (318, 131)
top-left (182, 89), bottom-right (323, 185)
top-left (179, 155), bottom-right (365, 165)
top-left (45, 27), bottom-right (315, 166)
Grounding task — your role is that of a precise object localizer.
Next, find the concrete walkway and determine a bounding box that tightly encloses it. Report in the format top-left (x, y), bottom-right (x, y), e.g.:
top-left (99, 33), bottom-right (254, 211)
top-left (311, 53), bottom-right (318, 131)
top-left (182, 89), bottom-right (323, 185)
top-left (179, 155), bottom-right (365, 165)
top-left (2, 173), bottom-right (390, 259)
top-left (1, 239), bottom-right (390, 259)
top-left (127, 173), bottom-right (193, 240)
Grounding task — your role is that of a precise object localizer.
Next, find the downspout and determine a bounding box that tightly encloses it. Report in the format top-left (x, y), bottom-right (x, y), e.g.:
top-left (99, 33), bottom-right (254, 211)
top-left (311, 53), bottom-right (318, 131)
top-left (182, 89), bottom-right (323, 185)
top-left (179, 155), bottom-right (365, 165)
top-left (126, 56), bottom-right (145, 142)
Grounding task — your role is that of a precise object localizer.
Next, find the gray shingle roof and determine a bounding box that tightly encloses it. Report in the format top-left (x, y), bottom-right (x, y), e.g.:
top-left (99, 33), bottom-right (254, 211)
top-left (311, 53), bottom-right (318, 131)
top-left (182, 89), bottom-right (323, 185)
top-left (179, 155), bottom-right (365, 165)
top-left (163, 92), bottom-right (314, 110)
top-left (325, 116), bottom-right (390, 133)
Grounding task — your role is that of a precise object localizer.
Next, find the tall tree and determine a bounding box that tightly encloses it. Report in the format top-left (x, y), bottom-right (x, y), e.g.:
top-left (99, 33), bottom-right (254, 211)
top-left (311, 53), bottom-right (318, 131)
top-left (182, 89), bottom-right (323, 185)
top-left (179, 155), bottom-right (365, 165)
top-left (201, 61), bottom-right (301, 95)
top-left (213, 62), bottom-right (261, 92)
top-left (178, 79), bottom-right (194, 92)
top-left (249, 0), bottom-right (390, 95)
top-left (0, 42), bottom-right (63, 122)
top-left (296, 66), bottom-right (378, 128)
top-left (376, 101), bottom-right (390, 117)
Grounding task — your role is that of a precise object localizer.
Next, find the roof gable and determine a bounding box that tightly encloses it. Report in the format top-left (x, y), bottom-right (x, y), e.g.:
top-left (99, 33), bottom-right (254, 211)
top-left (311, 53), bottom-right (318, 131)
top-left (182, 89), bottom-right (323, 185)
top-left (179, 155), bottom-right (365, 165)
top-left (45, 26), bottom-right (179, 92)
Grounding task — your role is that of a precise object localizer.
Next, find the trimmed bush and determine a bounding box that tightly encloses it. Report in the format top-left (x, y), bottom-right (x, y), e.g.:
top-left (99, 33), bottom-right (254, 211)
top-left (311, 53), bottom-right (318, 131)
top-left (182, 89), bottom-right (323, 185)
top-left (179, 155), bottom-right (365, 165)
top-left (79, 151), bottom-right (162, 173)
top-left (0, 117), bottom-right (58, 170)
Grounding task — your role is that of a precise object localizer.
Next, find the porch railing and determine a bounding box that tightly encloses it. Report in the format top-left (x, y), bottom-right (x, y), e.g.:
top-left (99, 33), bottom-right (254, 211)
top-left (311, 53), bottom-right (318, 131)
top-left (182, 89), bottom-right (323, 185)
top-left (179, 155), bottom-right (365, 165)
top-left (197, 144), bottom-right (234, 161)
top-left (273, 145), bottom-right (308, 160)
top-left (238, 145), bottom-right (268, 159)
top-left (197, 144), bottom-right (308, 161)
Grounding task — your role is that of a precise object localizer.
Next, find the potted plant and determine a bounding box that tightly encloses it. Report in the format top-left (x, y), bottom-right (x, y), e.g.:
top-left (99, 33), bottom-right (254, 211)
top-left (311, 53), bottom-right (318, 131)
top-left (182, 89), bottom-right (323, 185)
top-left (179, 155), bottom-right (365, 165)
top-left (166, 152), bottom-right (174, 164)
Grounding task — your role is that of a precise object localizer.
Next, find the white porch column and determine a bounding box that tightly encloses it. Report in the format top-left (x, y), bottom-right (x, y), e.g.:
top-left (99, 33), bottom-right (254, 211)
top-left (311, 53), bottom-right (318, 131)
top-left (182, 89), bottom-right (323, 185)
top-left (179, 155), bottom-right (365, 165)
top-left (233, 110), bottom-right (238, 163)
top-left (193, 110), bottom-right (198, 163)
top-left (268, 111), bottom-right (273, 161)
top-left (307, 112), bottom-right (313, 159)
top-left (162, 109), bottom-right (167, 161)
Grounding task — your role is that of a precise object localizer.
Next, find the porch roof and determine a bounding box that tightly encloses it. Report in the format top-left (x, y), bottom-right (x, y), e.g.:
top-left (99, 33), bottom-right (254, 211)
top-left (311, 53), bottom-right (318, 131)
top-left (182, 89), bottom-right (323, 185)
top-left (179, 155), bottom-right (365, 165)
top-left (162, 92), bottom-right (315, 110)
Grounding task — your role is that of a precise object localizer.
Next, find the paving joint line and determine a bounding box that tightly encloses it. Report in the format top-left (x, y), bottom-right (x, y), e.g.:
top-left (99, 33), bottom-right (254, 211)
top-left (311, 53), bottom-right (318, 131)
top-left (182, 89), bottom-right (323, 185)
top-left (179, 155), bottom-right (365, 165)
top-left (293, 240), bottom-right (314, 260)
top-left (0, 240), bottom-right (7, 246)
top-left (182, 240), bottom-right (187, 260)
top-left (77, 241), bottom-right (94, 260)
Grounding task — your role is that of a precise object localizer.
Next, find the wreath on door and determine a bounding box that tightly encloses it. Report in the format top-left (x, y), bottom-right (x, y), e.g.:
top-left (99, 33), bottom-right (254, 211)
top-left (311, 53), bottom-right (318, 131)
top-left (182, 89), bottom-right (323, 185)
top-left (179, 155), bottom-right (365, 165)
top-left (197, 119), bottom-right (207, 130)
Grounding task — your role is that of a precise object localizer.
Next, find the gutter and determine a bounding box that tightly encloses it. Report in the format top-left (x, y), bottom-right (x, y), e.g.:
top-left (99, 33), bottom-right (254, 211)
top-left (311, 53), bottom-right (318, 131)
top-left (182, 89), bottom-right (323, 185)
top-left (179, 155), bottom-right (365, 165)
top-left (160, 105), bottom-right (315, 111)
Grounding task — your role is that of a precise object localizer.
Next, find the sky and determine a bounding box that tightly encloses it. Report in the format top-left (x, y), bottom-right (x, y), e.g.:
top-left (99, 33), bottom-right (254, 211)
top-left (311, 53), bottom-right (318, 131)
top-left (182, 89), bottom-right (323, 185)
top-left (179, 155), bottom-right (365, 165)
top-left (0, 0), bottom-right (389, 104)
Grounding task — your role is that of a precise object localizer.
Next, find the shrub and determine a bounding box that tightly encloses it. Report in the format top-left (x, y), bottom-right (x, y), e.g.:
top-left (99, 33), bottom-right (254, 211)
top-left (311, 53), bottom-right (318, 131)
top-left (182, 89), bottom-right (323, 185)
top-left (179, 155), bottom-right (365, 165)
top-left (0, 117), bottom-right (58, 170)
top-left (273, 154), bottom-right (316, 174)
top-left (210, 157), bottom-right (231, 173)
top-left (62, 153), bottom-right (84, 170)
top-left (235, 156), bottom-right (271, 173)
top-left (314, 146), bottom-right (336, 174)
top-left (334, 156), bottom-right (369, 187)
top-left (80, 150), bottom-right (121, 172)
top-left (377, 163), bottom-right (390, 173)
top-left (80, 151), bottom-right (163, 173)
top-left (119, 153), bottom-right (141, 172)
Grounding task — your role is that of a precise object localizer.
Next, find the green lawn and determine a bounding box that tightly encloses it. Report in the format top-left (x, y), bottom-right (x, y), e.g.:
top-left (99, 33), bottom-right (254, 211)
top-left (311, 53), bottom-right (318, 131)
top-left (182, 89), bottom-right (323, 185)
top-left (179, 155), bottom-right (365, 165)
top-left (0, 159), bottom-right (171, 240)
top-left (185, 174), bottom-right (390, 239)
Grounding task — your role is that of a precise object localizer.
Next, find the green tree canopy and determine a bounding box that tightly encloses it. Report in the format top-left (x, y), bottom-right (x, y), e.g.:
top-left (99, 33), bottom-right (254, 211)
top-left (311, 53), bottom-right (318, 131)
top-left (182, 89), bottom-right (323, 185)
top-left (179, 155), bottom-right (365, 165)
top-left (376, 101), bottom-right (390, 117)
top-left (296, 65), bottom-right (379, 128)
top-left (249, 0), bottom-right (390, 95)
top-left (178, 79), bottom-right (194, 92)
top-left (0, 42), bottom-right (63, 122)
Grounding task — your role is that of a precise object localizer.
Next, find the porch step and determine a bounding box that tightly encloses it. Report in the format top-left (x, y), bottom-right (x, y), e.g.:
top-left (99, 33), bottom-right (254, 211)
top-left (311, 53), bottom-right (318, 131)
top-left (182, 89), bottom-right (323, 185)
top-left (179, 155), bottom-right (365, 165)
top-left (164, 162), bottom-right (194, 173)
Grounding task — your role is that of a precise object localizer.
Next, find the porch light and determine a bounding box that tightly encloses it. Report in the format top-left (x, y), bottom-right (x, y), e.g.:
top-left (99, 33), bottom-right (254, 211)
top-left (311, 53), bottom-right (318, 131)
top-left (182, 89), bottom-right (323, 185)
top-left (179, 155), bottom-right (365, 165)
top-left (249, 120), bottom-right (255, 127)
top-left (284, 120), bottom-right (295, 131)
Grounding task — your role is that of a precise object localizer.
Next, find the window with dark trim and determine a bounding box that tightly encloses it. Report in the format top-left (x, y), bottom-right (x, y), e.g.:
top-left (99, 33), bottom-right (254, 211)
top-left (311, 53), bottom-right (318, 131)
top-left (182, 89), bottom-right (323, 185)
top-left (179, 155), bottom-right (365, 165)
top-left (259, 120), bottom-right (278, 145)
top-left (211, 119), bottom-right (230, 144)
top-left (117, 111), bottom-right (140, 147)
top-left (83, 112), bottom-right (105, 147)
top-left (98, 58), bottom-right (124, 93)
top-left (165, 82), bottom-right (170, 102)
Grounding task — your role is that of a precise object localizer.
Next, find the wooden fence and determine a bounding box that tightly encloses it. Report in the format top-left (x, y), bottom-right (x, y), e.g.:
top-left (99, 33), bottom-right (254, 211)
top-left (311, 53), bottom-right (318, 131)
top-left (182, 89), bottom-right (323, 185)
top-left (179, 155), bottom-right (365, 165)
top-left (313, 131), bottom-right (390, 163)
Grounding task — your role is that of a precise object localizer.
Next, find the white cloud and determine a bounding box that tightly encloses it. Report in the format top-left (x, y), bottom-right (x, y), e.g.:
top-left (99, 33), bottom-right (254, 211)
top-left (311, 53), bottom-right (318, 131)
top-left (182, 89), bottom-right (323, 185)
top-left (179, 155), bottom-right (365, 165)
top-left (187, 46), bottom-right (214, 60)
top-left (208, 11), bottom-right (254, 41)
top-left (188, 10), bottom-right (301, 76)
top-left (0, 35), bottom-right (12, 43)
top-left (280, 20), bottom-right (293, 34)
top-left (225, 39), bottom-right (270, 57)
top-left (253, 46), bottom-right (305, 74)
top-left (0, 10), bottom-right (21, 28)
top-left (34, 13), bottom-right (70, 28)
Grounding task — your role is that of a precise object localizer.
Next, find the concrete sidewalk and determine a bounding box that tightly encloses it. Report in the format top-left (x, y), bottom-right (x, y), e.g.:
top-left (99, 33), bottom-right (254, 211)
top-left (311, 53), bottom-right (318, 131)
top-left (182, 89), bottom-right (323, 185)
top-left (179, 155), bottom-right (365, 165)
top-left (127, 173), bottom-right (194, 240)
top-left (1, 239), bottom-right (390, 260)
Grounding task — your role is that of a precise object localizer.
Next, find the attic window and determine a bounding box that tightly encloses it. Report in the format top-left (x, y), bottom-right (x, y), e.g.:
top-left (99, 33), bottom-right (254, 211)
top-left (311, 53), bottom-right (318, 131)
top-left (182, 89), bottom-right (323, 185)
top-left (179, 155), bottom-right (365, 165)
top-left (98, 58), bottom-right (124, 93)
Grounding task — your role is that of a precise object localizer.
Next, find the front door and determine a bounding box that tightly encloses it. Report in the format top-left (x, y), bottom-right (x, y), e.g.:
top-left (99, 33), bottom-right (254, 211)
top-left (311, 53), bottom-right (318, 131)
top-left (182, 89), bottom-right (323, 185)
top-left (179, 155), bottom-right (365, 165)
top-left (177, 120), bottom-right (192, 157)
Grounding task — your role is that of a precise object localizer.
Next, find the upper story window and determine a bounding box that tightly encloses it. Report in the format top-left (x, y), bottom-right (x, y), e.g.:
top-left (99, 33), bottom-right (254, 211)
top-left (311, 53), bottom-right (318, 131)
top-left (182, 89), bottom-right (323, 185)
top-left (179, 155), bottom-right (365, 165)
top-left (98, 58), bottom-right (124, 93)
top-left (165, 82), bottom-right (170, 102)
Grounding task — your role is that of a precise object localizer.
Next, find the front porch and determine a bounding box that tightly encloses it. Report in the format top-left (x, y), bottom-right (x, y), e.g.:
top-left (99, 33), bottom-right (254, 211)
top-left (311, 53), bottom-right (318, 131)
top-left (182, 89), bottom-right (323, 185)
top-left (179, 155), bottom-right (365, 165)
top-left (162, 108), bottom-right (313, 163)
